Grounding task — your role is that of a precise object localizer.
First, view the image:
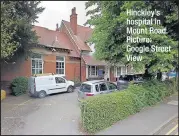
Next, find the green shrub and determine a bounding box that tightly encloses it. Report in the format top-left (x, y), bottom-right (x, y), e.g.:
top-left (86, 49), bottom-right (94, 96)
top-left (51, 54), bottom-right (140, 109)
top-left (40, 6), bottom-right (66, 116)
top-left (11, 77), bottom-right (28, 96)
top-left (80, 91), bottom-right (140, 133)
top-left (141, 80), bottom-right (166, 106)
top-left (127, 84), bottom-right (148, 109)
top-left (80, 78), bottom-right (177, 133)
top-left (165, 77), bottom-right (178, 94)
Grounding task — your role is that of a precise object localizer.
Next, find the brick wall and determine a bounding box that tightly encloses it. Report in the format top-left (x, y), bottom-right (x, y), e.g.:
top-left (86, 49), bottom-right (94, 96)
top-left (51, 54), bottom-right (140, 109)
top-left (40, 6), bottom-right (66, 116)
top-left (1, 53), bottom-right (87, 82)
top-left (65, 56), bottom-right (86, 82)
top-left (1, 54), bottom-right (31, 81)
top-left (43, 55), bottom-right (56, 73)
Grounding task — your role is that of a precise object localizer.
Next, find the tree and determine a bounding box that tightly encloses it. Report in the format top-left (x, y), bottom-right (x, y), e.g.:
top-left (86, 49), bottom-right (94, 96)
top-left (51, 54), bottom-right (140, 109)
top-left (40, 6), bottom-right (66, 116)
top-left (85, 1), bottom-right (178, 79)
top-left (1, 1), bottom-right (44, 60)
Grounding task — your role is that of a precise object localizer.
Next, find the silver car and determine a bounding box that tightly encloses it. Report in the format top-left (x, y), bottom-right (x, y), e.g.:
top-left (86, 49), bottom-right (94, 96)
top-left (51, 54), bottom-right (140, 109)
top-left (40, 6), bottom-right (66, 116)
top-left (78, 80), bottom-right (118, 100)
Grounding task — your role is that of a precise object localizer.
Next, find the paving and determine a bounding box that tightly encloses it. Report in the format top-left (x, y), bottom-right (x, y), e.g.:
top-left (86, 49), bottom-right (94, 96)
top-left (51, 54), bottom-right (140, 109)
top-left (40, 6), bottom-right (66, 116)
top-left (96, 93), bottom-right (178, 135)
top-left (1, 89), bottom-right (178, 135)
top-left (1, 89), bottom-right (83, 135)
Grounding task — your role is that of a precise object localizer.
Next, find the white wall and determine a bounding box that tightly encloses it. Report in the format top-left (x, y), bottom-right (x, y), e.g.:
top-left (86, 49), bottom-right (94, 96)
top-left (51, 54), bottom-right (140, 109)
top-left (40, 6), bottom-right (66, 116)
top-left (86, 43), bottom-right (95, 55)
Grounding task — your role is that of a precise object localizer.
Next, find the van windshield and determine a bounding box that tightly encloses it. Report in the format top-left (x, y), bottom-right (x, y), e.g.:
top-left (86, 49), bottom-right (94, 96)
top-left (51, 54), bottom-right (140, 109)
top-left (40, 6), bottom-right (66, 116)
top-left (80, 84), bottom-right (91, 93)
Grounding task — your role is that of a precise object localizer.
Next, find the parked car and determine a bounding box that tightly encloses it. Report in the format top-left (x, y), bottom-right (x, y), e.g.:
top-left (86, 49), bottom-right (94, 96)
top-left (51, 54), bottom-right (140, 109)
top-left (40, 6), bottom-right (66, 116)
top-left (117, 75), bottom-right (144, 90)
top-left (154, 72), bottom-right (170, 81)
top-left (167, 71), bottom-right (177, 79)
top-left (78, 80), bottom-right (118, 101)
top-left (28, 73), bottom-right (75, 98)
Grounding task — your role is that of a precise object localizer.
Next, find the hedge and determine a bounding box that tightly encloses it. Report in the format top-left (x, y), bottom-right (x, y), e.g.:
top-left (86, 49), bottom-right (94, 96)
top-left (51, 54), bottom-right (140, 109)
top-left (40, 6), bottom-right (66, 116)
top-left (11, 77), bottom-right (28, 96)
top-left (80, 78), bottom-right (178, 133)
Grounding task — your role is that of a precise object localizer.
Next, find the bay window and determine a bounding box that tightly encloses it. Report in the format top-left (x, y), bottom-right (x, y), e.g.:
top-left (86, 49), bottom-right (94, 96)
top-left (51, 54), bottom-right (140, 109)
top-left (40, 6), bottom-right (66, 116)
top-left (88, 66), bottom-right (98, 77)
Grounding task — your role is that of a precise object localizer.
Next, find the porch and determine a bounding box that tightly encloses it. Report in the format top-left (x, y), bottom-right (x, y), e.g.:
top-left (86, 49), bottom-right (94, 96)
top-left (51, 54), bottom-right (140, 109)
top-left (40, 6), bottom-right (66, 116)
top-left (82, 55), bottom-right (144, 82)
top-left (82, 55), bottom-right (108, 81)
top-left (86, 65), bottom-right (110, 81)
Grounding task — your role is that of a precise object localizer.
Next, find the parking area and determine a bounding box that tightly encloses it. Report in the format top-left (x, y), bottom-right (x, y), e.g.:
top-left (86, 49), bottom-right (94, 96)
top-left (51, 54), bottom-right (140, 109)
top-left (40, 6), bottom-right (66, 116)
top-left (1, 89), bottom-right (83, 135)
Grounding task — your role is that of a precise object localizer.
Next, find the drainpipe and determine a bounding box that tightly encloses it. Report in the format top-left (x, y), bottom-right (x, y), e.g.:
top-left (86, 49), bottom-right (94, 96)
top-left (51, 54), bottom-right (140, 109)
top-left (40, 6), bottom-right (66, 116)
top-left (80, 50), bottom-right (82, 82)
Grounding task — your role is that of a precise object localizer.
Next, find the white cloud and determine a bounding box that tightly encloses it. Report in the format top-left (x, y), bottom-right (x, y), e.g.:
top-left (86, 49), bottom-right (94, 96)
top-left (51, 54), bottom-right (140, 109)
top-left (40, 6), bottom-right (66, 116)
top-left (35, 1), bottom-right (88, 30)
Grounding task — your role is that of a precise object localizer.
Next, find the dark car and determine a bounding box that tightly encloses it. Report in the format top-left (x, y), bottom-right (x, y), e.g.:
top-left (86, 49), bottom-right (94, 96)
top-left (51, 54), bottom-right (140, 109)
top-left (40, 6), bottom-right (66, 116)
top-left (117, 74), bottom-right (144, 90)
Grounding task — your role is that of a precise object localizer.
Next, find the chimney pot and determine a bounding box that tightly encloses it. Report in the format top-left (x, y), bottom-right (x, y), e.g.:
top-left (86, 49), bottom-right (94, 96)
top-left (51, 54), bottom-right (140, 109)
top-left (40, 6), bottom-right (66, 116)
top-left (72, 7), bottom-right (76, 15)
top-left (56, 23), bottom-right (59, 31)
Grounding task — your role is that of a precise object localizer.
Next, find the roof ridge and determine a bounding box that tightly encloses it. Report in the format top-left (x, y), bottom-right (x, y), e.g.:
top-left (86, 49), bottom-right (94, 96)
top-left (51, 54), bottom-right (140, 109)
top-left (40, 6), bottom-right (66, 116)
top-left (62, 20), bottom-right (93, 30)
top-left (33, 25), bottom-right (61, 32)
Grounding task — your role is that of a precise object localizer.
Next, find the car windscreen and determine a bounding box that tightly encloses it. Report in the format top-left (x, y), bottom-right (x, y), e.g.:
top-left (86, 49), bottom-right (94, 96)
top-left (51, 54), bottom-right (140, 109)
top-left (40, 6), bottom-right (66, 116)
top-left (80, 84), bottom-right (91, 92)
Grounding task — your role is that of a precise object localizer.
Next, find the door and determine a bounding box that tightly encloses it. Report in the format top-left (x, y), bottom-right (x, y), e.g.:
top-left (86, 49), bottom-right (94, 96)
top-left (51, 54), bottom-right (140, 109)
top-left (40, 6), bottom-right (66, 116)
top-left (94, 84), bottom-right (101, 96)
top-left (78, 83), bottom-right (92, 99)
top-left (99, 82), bottom-right (108, 94)
top-left (106, 82), bottom-right (118, 93)
top-left (54, 77), bottom-right (67, 93)
top-left (28, 77), bottom-right (35, 94)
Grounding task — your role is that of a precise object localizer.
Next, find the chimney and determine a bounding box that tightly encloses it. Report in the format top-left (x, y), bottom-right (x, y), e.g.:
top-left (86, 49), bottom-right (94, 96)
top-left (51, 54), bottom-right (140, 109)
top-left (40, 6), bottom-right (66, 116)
top-left (56, 23), bottom-right (59, 31)
top-left (70, 7), bottom-right (77, 35)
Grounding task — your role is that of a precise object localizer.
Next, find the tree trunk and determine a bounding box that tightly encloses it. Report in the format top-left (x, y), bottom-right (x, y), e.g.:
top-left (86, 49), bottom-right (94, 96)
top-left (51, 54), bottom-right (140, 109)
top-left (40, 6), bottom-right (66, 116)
top-left (143, 68), bottom-right (152, 80)
top-left (157, 70), bottom-right (162, 81)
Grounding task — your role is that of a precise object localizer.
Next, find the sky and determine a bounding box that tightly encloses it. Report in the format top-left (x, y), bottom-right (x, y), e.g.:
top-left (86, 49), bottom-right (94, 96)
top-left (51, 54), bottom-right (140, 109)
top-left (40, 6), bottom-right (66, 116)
top-left (35, 1), bottom-right (88, 30)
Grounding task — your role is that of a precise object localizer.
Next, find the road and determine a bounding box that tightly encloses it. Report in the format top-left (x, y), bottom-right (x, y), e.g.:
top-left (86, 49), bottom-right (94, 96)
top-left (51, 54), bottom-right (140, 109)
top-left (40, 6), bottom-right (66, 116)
top-left (155, 117), bottom-right (178, 135)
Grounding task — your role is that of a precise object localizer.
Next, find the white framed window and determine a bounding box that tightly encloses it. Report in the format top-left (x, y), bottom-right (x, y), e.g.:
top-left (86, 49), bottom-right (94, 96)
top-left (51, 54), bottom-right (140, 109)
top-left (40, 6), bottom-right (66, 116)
top-left (116, 67), bottom-right (122, 77)
top-left (88, 65), bottom-right (98, 77)
top-left (56, 56), bottom-right (65, 75)
top-left (121, 66), bottom-right (127, 75)
top-left (31, 54), bottom-right (43, 74)
top-left (115, 66), bottom-right (127, 77)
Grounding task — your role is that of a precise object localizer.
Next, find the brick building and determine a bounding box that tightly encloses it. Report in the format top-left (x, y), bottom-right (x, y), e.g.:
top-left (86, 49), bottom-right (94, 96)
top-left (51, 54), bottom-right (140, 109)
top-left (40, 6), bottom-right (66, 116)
top-left (1, 7), bottom-right (140, 87)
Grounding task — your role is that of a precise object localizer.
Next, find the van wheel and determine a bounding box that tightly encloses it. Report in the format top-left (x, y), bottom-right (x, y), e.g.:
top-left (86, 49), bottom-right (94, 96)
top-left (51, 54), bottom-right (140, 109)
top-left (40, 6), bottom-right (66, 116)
top-left (67, 86), bottom-right (74, 93)
top-left (38, 91), bottom-right (46, 98)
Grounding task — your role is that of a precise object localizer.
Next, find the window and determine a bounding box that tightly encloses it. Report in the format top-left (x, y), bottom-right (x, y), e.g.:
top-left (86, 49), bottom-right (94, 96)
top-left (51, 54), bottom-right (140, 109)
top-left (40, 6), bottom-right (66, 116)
top-left (99, 83), bottom-right (107, 91)
top-left (95, 84), bottom-right (99, 92)
top-left (121, 66), bottom-right (127, 75)
top-left (116, 67), bottom-right (121, 77)
top-left (31, 54), bottom-right (43, 74)
top-left (107, 82), bottom-right (117, 90)
top-left (55, 77), bottom-right (65, 83)
top-left (116, 66), bottom-right (127, 76)
top-left (56, 56), bottom-right (65, 75)
top-left (80, 84), bottom-right (91, 93)
top-left (88, 66), bottom-right (98, 77)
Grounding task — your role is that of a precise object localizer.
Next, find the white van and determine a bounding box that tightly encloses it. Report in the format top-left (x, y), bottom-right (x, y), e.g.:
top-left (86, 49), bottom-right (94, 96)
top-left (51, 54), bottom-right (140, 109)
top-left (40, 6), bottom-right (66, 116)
top-left (28, 73), bottom-right (75, 98)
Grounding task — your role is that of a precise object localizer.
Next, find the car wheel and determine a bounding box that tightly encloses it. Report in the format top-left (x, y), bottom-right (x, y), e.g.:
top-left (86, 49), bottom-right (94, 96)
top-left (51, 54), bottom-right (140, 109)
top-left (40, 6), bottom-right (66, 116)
top-left (38, 91), bottom-right (46, 98)
top-left (67, 86), bottom-right (74, 93)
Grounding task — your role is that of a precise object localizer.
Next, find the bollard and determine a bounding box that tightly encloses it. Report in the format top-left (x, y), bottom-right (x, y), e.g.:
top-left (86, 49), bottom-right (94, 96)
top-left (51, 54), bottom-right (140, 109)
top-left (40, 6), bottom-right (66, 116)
top-left (1, 90), bottom-right (6, 100)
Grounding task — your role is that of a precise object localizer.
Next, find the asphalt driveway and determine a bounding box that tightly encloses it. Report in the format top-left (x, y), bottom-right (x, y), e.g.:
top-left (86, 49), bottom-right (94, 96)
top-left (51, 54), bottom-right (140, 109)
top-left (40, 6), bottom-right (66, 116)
top-left (1, 89), bottom-right (83, 135)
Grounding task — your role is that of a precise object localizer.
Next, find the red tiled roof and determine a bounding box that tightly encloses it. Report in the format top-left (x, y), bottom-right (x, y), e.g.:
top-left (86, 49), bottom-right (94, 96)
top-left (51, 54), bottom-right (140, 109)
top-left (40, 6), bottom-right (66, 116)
top-left (62, 20), bottom-right (92, 51)
top-left (82, 55), bottom-right (106, 66)
top-left (32, 26), bottom-right (79, 57)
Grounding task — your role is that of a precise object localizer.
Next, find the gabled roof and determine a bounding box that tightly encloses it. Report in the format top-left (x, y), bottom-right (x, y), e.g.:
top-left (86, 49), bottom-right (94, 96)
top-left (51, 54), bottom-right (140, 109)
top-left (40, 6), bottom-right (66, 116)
top-left (62, 20), bottom-right (92, 51)
top-left (83, 55), bottom-right (107, 66)
top-left (32, 25), bottom-right (79, 57)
